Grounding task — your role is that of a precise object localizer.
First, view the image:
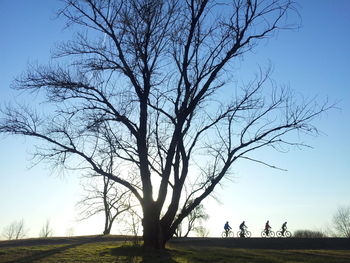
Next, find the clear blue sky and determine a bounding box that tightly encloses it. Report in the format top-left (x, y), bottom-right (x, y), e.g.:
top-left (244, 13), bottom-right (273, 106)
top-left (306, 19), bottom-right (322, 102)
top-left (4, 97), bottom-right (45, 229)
top-left (0, 0), bottom-right (349, 238)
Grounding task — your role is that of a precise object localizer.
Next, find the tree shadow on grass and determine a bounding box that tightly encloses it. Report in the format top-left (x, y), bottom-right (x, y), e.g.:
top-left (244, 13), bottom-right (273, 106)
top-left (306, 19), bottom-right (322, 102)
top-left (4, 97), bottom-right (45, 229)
top-left (110, 245), bottom-right (179, 263)
top-left (4, 239), bottom-right (94, 263)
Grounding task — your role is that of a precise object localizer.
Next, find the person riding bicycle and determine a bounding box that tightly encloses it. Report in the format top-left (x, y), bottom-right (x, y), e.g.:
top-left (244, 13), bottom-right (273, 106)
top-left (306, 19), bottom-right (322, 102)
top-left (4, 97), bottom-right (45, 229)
top-left (224, 221), bottom-right (232, 236)
top-left (265, 220), bottom-right (271, 235)
top-left (281, 222), bottom-right (287, 236)
top-left (239, 221), bottom-right (247, 237)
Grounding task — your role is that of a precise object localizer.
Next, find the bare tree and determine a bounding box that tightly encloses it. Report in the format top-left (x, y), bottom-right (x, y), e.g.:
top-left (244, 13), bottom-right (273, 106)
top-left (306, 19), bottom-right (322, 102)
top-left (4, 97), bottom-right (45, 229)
top-left (39, 219), bottom-right (53, 238)
top-left (77, 175), bottom-right (133, 235)
top-left (175, 204), bottom-right (209, 237)
top-left (333, 206), bottom-right (350, 238)
top-left (65, 227), bottom-right (75, 237)
top-left (2, 220), bottom-right (27, 240)
top-left (122, 208), bottom-right (143, 245)
top-left (194, 226), bottom-right (210, 237)
top-left (0, 0), bottom-right (331, 249)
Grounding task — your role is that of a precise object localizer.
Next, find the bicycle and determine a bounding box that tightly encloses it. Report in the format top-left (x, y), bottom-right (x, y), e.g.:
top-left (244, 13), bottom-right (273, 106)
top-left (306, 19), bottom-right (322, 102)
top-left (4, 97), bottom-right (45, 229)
top-left (276, 229), bottom-right (292, 237)
top-left (261, 229), bottom-right (275, 237)
top-left (237, 228), bottom-right (251, 238)
top-left (221, 229), bottom-right (234, 238)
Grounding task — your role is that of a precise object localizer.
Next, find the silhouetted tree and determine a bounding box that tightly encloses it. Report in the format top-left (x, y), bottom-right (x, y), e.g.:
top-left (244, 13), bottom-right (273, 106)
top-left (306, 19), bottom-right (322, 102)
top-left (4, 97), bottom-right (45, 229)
top-left (333, 206), bottom-right (350, 238)
top-left (123, 208), bottom-right (143, 245)
top-left (194, 225), bottom-right (210, 237)
top-left (175, 204), bottom-right (209, 237)
top-left (2, 220), bottom-right (27, 240)
top-left (77, 175), bottom-right (133, 235)
top-left (65, 227), bottom-right (75, 237)
top-left (39, 219), bottom-right (53, 238)
top-left (0, 0), bottom-right (331, 248)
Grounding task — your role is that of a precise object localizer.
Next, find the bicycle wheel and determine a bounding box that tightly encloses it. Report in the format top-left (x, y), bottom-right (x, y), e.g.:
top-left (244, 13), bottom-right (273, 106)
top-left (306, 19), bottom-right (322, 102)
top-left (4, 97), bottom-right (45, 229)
top-left (276, 231), bottom-right (282, 237)
top-left (221, 231), bottom-right (227, 238)
top-left (285, 231), bottom-right (292, 238)
top-left (261, 230), bottom-right (267, 238)
top-left (269, 231), bottom-right (275, 237)
top-left (245, 230), bottom-right (251, 238)
top-left (237, 231), bottom-right (242, 237)
top-left (228, 230), bottom-right (234, 238)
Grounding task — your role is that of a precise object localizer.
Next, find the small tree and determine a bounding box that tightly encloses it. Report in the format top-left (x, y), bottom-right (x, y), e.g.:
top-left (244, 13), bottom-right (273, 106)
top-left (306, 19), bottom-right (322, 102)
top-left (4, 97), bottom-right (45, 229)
top-left (333, 206), bottom-right (350, 238)
top-left (175, 204), bottom-right (209, 237)
top-left (194, 226), bottom-right (210, 237)
top-left (39, 219), bottom-right (53, 238)
top-left (123, 209), bottom-right (142, 245)
top-left (77, 175), bottom-right (133, 235)
top-left (2, 220), bottom-right (27, 240)
top-left (65, 227), bottom-right (75, 237)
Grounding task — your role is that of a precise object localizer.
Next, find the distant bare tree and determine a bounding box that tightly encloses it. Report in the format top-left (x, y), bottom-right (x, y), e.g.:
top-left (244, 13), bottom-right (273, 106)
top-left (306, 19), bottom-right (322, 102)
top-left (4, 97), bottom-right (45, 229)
top-left (175, 204), bottom-right (209, 237)
top-left (39, 219), bottom-right (53, 238)
top-left (123, 209), bottom-right (142, 245)
top-left (77, 174), bottom-right (133, 235)
top-left (2, 220), bottom-right (27, 240)
top-left (65, 227), bottom-right (75, 237)
top-left (194, 226), bottom-right (210, 237)
top-left (333, 206), bottom-right (350, 238)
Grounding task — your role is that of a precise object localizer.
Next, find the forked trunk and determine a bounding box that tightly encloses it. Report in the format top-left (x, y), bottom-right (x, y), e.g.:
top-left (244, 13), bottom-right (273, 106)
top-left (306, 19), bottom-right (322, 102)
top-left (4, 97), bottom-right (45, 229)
top-left (143, 229), bottom-right (167, 249)
top-left (142, 205), bottom-right (170, 249)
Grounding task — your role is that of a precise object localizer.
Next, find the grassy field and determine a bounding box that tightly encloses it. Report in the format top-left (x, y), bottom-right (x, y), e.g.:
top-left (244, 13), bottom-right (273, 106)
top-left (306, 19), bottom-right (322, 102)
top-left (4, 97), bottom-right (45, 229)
top-left (1, 240), bottom-right (350, 263)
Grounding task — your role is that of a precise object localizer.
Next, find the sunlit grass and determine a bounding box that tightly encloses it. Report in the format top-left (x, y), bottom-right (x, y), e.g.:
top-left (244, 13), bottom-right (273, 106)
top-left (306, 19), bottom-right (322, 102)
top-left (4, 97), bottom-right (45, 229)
top-left (1, 241), bottom-right (350, 263)
top-left (170, 246), bottom-right (350, 263)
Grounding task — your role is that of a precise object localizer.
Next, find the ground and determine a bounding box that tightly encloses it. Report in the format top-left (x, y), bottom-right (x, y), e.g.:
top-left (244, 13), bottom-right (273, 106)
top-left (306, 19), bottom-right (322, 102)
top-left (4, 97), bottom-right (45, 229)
top-left (0, 236), bottom-right (349, 263)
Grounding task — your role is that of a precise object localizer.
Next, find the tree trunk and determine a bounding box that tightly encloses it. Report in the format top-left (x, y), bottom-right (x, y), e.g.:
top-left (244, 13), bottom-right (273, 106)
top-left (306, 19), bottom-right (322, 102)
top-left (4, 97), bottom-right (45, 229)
top-left (103, 221), bottom-right (112, 235)
top-left (103, 177), bottom-right (110, 235)
top-left (103, 217), bottom-right (110, 235)
top-left (142, 204), bottom-right (168, 249)
top-left (103, 204), bottom-right (110, 235)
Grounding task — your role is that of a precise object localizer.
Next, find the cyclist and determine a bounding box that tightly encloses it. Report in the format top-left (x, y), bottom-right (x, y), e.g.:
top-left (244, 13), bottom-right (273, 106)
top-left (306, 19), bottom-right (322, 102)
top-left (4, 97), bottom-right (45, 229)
top-left (265, 220), bottom-right (271, 235)
top-left (239, 221), bottom-right (247, 237)
top-left (224, 221), bottom-right (232, 236)
top-left (281, 222), bottom-right (287, 236)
